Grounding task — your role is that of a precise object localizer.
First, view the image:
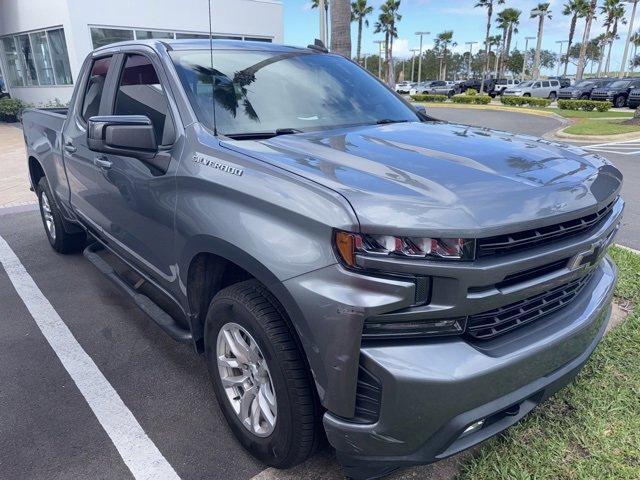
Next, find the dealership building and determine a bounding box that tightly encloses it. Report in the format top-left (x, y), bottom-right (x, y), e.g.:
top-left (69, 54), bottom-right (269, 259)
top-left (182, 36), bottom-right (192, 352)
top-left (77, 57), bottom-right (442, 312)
top-left (0, 0), bottom-right (283, 104)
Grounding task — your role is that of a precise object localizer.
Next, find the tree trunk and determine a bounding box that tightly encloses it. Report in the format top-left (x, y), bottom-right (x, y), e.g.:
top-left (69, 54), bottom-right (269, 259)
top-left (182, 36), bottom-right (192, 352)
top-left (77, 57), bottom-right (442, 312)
top-left (356, 18), bottom-right (363, 62)
top-left (576, 0), bottom-right (597, 81)
top-left (329, 0), bottom-right (351, 58)
top-left (387, 33), bottom-right (395, 87)
top-left (533, 17), bottom-right (544, 78)
top-left (479, 5), bottom-right (493, 95)
top-left (564, 15), bottom-right (577, 76)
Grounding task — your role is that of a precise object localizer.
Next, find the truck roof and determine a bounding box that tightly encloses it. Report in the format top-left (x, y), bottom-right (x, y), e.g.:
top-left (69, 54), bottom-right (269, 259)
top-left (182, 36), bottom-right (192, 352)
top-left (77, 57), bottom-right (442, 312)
top-left (93, 38), bottom-right (311, 54)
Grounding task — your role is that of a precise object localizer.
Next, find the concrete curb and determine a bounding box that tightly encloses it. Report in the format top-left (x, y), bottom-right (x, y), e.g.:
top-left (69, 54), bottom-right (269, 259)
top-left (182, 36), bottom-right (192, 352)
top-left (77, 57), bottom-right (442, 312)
top-left (419, 103), bottom-right (561, 118)
top-left (615, 244), bottom-right (640, 255)
top-left (553, 127), bottom-right (640, 142)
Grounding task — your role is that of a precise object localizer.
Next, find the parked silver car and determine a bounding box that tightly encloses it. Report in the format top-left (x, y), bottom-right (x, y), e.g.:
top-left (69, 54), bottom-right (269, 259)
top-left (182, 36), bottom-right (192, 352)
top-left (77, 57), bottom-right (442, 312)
top-left (503, 79), bottom-right (561, 100)
top-left (409, 81), bottom-right (435, 95)
top-left (427, 80), bottom-right (461, 97)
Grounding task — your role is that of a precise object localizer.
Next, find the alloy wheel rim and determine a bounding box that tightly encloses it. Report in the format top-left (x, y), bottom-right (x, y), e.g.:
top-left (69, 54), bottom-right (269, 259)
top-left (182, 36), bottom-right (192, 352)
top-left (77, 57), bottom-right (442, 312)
top-left (216, 322), bottom-right (277, 437)
top-left (40, 191), bottom-right (56, 241)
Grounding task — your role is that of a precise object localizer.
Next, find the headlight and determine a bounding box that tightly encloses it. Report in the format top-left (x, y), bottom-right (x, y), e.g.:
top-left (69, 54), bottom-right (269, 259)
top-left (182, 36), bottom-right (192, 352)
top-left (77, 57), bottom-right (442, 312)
top-left (334, 230), bottom-right (475, 268)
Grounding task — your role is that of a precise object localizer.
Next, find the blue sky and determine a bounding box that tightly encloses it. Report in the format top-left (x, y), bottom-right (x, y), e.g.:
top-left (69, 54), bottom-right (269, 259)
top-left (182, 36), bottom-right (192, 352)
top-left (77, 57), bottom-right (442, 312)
top-left (282, 0), bottom-right (639, 75)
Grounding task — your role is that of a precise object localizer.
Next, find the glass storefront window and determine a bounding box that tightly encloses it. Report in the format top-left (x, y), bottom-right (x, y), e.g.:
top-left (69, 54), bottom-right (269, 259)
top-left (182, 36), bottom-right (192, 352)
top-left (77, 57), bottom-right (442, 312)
top-left (90, 27), bottom-right (134, 49)
top-left (30, 31), bottom-right (55, 85)
top-left (135, 30), bottom-right (175, 40)
top-left (0, 27), bottom-right (72, 87)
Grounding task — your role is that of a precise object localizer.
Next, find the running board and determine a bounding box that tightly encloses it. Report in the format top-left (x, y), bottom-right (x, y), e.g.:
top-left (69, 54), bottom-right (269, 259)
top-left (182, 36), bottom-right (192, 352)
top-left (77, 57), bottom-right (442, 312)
top-left (83, 243), bottom-right (192, 343)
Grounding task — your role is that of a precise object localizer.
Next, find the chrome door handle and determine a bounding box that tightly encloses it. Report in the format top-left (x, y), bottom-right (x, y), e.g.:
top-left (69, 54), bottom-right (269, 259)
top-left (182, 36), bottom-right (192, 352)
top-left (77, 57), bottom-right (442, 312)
top-left (93, 156), bottom-right (112, 169)
top-left (63, 142), bottom-right (76, 153)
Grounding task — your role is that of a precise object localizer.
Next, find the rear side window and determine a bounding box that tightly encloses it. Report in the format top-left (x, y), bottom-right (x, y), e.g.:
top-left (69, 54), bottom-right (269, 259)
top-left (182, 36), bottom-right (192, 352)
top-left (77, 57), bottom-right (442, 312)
top-left (81, 56), bottom-right (112, 122)
top-left (114, 54), bottom-right (175, 145)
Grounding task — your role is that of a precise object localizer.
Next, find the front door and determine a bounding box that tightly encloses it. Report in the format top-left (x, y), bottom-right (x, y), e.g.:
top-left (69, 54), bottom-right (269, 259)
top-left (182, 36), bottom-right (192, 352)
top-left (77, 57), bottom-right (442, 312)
top-left (88, 52), bottom-right (181, 293)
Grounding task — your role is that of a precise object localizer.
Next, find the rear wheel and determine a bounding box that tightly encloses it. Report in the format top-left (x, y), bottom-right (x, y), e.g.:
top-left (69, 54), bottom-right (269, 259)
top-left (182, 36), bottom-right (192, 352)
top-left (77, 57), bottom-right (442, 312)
top-left (36, 177), bottom-right (86, 253)
top-left (204, 279), bottom-right (320, 468)
top-left (523, 93), bottom-right (531, 97)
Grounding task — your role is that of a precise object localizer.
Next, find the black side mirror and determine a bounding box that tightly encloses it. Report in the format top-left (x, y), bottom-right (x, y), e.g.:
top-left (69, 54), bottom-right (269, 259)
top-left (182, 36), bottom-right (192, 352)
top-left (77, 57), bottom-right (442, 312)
top-left (87, 115), bottom-right (157, 160)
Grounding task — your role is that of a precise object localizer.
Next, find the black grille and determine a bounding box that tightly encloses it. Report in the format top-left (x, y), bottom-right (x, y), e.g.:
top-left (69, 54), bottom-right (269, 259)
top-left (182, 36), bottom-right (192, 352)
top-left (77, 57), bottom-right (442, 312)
top-left (466, 272), bottom-right (594, 341)
top-left (477, 200), bottom-right (616, 258)
top-left (352, 365), bottom-right (382, 424)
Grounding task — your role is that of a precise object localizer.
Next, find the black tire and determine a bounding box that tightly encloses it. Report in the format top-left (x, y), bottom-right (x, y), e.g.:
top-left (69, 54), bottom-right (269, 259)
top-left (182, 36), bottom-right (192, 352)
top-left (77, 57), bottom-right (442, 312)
top-left (36, 177), bottom-right (86, 254)
top-left (614, 95), bottom-right (626, 108)
top-left (549, 92), bottom-right (557, 101)
top-left (204, 279), bottom-right (320, 469)
top-left (580, 94), bottom-right (590, 100)
top-left (523, 93), bottom-right (531, 97)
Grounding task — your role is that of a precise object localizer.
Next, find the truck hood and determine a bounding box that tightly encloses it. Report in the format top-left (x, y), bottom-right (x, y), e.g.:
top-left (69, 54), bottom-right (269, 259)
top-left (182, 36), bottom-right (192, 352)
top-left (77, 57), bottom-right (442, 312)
top-left (223, 121), bottom-right (622, 236)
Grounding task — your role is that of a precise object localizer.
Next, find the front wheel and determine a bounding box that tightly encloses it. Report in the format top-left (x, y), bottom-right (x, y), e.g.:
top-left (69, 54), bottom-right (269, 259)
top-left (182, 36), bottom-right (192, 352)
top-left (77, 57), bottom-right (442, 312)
top-left (36, 177), bottom-right (86, 253)
top-left (549, 92), bottom-right (557, 101)
top-left (614, 95), bottom-right (626, 108)
top-left (204, 280), bottom-right (320, 468)
top-left (523, 93), bottom-right (531, 97)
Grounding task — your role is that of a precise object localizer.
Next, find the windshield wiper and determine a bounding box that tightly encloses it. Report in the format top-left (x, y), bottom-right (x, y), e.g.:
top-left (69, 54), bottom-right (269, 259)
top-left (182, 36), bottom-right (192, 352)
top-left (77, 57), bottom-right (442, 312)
top-left (376, 119), bottom-right (410, 125)
top-left (225, 128), bottom-right (304, 140)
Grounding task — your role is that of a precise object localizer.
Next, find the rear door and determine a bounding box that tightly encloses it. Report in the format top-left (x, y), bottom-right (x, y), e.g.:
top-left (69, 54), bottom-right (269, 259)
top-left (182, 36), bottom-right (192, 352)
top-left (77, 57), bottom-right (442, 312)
top-left (63, 54), bottom-right (117, 227)
top-left (87, 50), bottom-right (181, 290)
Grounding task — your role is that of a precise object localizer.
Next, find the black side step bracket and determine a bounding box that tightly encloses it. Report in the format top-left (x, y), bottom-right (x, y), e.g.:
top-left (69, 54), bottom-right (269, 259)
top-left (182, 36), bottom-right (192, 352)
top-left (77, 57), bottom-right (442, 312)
top-left (83, 243), bottom-right (192, 343)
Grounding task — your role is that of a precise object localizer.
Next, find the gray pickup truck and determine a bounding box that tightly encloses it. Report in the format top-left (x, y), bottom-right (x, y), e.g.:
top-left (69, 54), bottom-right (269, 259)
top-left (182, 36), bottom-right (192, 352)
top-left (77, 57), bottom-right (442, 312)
top-left (22, 39), bottom-right (622, 480)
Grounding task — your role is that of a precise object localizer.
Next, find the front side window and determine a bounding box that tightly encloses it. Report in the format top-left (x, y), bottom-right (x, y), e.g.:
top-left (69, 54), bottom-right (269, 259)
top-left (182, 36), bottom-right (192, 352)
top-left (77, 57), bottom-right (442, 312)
top-left (114, 54), bottom-right (175, 145)
top-left (81, 56), bottom-right (112, 122)
top-left (542, 81), bottom-right (550, 87)
top-left (171, 49), bottom-right (420, 137)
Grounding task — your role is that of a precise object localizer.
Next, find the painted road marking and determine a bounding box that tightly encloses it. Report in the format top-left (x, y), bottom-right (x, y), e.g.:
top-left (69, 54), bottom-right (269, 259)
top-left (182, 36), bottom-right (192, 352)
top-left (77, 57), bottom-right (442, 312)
top-left (0, 234), bottom-right (181, 480)
top-left (585, 140), bottom-right (640, 156)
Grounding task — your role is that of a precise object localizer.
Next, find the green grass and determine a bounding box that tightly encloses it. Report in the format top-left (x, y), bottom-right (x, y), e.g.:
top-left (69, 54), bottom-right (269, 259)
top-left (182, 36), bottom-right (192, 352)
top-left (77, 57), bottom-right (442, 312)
top-left (457, 246), bottom-right (640, 480)
top-left (563, 119), bottom-right (640, 136)
top-left (552, 109), bottom-right (635, 119)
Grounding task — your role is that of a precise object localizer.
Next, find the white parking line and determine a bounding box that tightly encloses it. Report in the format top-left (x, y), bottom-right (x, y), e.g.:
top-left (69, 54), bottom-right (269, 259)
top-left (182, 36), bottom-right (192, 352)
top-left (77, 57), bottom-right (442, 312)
top-left (585, 139), bottom-right (640, 156)
top-left (0, 234), bottom-right (181, 480)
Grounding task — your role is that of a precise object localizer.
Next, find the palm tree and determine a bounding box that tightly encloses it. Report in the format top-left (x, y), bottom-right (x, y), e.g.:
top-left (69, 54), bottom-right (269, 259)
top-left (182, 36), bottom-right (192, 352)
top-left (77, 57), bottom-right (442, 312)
top-left (496, 8), bottom-right (521, 77)
top-left (531, 3), bottom-right (552, 79)
top-left (330, 0), bottom-right (352, 57)
top-left (312, 0), bottom-right (330, 44)
top-left (351, 0), bottom-right (373, 63)
top-left (600, 0), bottom-right (627, 75)
top-left (577, 0), bottom-right (598, 81)
top-left (486, 34), bottom-right (503, 76)
top-left (562, 0), bottom-right (589, 76)
top-left (435, 31), bottom-right (456, 80)
top-left (475, 0), bottom-right (505, 94)
top-left (374, 0), bottom-right (401, 87)
top-left (631, 31), bottom-right (640, 72)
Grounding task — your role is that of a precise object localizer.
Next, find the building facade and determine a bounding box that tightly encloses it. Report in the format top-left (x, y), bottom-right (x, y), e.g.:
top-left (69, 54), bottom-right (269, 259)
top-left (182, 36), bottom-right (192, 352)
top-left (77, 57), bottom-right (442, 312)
top-left (0, 0), bottom-right (283, 104)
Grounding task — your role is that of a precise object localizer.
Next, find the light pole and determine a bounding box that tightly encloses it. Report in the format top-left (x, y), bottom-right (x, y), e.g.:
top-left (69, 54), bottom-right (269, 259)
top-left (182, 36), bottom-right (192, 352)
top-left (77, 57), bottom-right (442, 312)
top-left (522, 36), bottom-right (536, 80)
top-left (465, 41), bottom-right (478, 78)
top-left (415, 31), bottom-right (430, 83)
top-left (363, 53), bottom-right (369, 71)
top-left (556, 40), bottom-right (569, 76)
top-left (620, 0), bottom-right (640, 78)
top-left (374, 40), bottom-right (385, 79)
top-left (410, 48), bottom-right (420, 82)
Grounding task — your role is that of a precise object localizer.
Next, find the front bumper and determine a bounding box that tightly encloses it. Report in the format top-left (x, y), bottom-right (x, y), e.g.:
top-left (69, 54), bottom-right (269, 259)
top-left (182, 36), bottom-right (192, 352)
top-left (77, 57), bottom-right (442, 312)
top-left (324, 256), bottom-right (616, 479)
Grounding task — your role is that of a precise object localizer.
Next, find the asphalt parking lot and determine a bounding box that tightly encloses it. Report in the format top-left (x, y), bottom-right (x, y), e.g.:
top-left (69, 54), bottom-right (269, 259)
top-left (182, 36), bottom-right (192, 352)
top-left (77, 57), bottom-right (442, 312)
top-left (1, 108), bottom-right (638, 480)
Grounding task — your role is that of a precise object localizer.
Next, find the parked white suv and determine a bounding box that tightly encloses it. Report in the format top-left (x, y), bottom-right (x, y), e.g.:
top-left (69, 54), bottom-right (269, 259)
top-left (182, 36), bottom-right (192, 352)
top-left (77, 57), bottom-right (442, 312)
top-left (503, 79), bottom-right (561, 100)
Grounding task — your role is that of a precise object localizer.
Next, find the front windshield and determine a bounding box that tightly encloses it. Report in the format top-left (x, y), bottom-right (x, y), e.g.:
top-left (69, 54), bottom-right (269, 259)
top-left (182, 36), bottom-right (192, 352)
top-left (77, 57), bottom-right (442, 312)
top-left (575, 80), bottom-right (593, 87)
top-left (170, 49), bottom-right (420, 136)
top-left (517, 81), bottom-right (533, 88)
top-left (608, 80), bottom-right (630, 89)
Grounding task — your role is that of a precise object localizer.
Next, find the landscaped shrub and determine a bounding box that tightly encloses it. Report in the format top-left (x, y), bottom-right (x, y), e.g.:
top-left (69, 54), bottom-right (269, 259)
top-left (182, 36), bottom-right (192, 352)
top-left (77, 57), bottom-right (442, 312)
top-left (557, 99), bottom-right (612, 112)
top-left (0, 98), bottom-right (25, 122)
top-left (410, 94), bottom-right (448, 103)
top-left (465, 88), bottom-right (478, 96)
top-left (500, 96), bottom-right (551, 107)
top-left (452, 94), bottom-right (491, 105)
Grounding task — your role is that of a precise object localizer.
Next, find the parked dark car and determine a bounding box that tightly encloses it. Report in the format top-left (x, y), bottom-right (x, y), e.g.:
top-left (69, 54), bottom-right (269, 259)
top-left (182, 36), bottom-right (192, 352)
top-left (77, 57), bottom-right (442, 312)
top-left (558, 78), bottom-right (614, 100)
top-left (22, 39), bottom-right (623, 480)
top-left (461, 78), bottom-right (493, 94)
top-left (628, 88), bottom-right (640, 109)
top-left (590, 78), bottom-right (640, 108)
top-left (548, 76), bottom-right (571, 88)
